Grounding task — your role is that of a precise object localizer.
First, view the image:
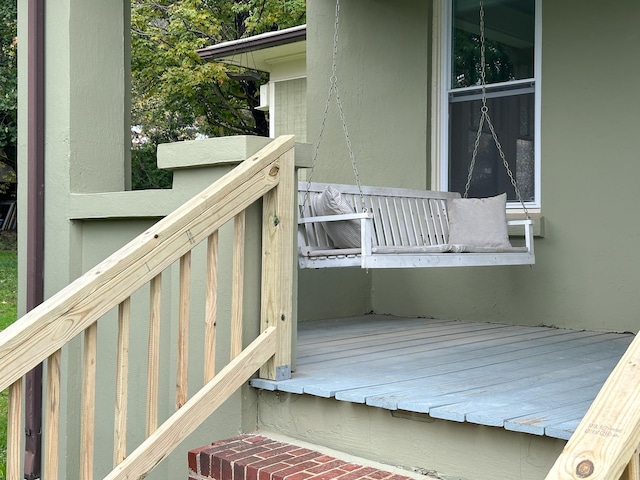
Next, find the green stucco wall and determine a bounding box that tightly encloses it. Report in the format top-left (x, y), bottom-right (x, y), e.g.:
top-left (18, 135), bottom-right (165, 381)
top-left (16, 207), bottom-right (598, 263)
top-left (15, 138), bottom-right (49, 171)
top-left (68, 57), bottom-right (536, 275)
top-left (304, 0), bottom-right (640, 333)
top-left (299, 0), bottom-right (431, 322)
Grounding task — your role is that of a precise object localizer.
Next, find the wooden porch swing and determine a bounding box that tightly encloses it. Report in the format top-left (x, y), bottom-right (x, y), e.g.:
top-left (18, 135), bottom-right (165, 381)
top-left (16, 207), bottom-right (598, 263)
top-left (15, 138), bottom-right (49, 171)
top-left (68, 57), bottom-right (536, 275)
top-left (298, 0), bottom-right (535, 269)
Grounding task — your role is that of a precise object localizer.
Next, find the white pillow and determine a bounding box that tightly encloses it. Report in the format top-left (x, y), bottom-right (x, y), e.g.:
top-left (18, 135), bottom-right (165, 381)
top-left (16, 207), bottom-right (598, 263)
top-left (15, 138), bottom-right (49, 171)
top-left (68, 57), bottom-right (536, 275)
top-left (446, 193), bottom-right (512, 248)
top-left (312, 186), bottom-right (361, 248)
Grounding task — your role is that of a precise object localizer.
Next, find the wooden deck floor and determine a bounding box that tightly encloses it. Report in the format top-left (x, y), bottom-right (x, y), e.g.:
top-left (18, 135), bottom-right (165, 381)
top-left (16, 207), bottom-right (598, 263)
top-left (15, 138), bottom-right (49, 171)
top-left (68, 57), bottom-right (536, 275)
top-left (251, 314), bottom-right (634, 440)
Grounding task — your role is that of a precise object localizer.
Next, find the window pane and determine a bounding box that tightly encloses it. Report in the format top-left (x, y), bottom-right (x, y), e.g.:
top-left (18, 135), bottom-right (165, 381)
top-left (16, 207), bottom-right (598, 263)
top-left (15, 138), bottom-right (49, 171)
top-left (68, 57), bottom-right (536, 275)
top-left (449, 91), bottom-right (535, 202)
top-left (452, 0), bottom-right (535, 88)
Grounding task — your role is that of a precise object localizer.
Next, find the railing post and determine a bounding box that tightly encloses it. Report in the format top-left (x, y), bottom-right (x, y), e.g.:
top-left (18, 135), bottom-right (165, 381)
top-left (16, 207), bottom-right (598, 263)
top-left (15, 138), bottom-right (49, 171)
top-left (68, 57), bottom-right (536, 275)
top-left (260, 140), bottom-right (296, 380)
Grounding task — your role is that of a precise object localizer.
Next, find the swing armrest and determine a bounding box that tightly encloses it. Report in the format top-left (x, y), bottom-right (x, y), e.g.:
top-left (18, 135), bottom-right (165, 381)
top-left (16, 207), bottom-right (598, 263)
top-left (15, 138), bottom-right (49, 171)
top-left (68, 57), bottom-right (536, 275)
top-left (507, 218), bottom-right (534, 255)
top-left (298, 212), bottom-right (375, 263)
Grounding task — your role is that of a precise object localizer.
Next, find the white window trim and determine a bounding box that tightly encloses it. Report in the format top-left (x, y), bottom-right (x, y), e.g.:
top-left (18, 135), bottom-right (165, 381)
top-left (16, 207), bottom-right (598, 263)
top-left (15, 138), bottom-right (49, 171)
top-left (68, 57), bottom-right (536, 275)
top-left (433, 0), bottom-right (542, 210)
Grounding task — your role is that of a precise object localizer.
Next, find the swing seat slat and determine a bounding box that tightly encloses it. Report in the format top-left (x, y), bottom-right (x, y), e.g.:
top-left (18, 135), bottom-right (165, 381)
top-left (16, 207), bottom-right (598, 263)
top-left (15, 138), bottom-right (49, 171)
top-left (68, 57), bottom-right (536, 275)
top-left (298, 182), bottom-right (535, 269)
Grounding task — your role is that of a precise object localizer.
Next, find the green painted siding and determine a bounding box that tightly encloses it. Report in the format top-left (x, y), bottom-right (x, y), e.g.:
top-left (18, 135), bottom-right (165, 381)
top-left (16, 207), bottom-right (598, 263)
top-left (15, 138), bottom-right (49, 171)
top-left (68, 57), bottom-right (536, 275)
top-left (275, 78), bottom-right (308, 141)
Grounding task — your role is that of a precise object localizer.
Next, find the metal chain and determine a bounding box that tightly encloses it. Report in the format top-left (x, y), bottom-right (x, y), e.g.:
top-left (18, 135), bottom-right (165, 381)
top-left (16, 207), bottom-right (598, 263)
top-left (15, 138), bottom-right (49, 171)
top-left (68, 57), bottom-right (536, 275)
top-left (463, 0), bottom-right (529, 217)
top-left (302, 0), bottom-right (366, 213)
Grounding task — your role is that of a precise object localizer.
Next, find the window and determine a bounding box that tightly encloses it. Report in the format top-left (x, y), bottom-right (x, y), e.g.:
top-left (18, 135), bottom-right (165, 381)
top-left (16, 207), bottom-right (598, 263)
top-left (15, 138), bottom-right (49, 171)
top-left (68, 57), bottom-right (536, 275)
top-left (443, 0), bottom-right (539, 207)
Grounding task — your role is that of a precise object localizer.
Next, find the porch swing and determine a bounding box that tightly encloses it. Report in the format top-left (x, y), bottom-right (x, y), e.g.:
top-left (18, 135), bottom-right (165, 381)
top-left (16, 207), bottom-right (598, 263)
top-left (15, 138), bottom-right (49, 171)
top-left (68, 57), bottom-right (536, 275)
top-left (297, 0), bottom-right (535, 269)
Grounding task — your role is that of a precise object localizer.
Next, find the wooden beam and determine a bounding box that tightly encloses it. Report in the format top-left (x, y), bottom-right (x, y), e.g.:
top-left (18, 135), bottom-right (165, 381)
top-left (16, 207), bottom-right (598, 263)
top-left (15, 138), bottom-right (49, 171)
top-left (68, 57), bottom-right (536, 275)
top-left (146, 274), bottom-right (162, 436)
top-left (231, 211), bottom-right (245, 360)
top-left (176, 252), bottom-right (191, 410)
top-left (114, 298), bottom-right (130, 466)
top-left (621, 451), bottom-right (640, 480)
top-left (44, 350), bottom-right (61, 480)
top-left (7, 379), bottom-right (22, 480)
top-left (80, 323), bottom-right (97, 480)
top-left (204, 232), bottom-right (218, 382)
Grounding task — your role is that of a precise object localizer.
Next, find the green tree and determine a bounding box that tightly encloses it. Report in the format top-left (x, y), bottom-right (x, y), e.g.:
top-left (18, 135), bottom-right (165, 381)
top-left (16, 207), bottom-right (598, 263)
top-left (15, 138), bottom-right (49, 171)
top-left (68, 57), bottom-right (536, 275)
top-left (0, 0), bottom-right (17, 177)
top-left (130, 0), bottom-right (305, 189)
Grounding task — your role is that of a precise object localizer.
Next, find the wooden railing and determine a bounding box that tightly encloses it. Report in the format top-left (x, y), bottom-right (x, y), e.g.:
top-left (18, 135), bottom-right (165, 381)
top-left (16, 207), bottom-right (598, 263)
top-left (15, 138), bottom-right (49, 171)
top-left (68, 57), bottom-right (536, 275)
top-left (545, 333), bottom-right (640, 480)
top-left (0, 135), bottom-right (296, 480)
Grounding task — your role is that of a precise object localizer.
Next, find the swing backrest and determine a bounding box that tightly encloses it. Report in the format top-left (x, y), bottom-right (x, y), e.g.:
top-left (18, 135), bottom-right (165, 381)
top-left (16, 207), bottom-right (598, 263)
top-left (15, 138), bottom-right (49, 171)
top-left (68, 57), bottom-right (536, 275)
top-left (299, 182), bottom-right (461, 250)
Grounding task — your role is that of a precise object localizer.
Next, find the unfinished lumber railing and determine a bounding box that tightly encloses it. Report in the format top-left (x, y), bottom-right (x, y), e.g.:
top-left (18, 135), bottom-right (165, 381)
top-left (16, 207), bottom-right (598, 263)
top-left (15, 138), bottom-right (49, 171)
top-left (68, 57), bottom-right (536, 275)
top-left (0, 135), bottom-right (296, 480)
top-left (545, 333), bottom-right (640, 480)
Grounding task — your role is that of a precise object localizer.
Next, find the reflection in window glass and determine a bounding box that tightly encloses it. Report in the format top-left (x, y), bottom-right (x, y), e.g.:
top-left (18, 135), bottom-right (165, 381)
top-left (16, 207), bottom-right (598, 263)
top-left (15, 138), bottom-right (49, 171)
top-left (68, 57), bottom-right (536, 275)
top-left (448, 0), bottom-right (537, 205)
top-left (452, 0), bottom-right (534, 88)
top-left (449, 92), bottom-right (535, 201)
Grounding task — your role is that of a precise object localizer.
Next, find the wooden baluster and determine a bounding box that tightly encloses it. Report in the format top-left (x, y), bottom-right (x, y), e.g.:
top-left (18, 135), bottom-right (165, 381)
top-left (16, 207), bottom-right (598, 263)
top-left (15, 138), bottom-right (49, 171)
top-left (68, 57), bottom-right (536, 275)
top-left (44, 350), bottom-right (61, 480)
top-left (114, 298), bottom-right (130, 465)
top-left (204, 231), bottom-right (219, 382)
top-left (621, 449), bottom-right (640, 480)
top-left (7, 379), bottom-right (22, 480)
top-left (147, 274), bottom-right (161, 435)
top-left (80, 323), bottom-right (98, 480)
top-left (176, 251), bottom-right (191, 409)
top-left (231, 211), bottom-right (245, 360)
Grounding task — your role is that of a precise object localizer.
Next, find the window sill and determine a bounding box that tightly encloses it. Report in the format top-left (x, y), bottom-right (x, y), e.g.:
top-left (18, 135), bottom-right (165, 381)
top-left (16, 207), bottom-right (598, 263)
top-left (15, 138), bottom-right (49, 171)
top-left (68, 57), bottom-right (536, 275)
top-left (507, 212), bottom-right (545, 237)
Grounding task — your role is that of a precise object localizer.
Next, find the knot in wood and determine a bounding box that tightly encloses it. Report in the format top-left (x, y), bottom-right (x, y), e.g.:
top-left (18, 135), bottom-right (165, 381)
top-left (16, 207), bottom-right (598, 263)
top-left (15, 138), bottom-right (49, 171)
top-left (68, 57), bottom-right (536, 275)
top-left (576, 460), bottom-right (594, 478)
top-left (269, 166), bottom-right (280, 176)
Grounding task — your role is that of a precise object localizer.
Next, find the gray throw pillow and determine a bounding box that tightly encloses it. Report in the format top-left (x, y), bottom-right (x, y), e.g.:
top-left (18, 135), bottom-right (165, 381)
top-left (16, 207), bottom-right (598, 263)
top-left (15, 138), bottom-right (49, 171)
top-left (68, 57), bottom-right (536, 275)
top-left (447, 193), bottom-right (512, 248)
top-left (312, 186), bottom-right (361, 248)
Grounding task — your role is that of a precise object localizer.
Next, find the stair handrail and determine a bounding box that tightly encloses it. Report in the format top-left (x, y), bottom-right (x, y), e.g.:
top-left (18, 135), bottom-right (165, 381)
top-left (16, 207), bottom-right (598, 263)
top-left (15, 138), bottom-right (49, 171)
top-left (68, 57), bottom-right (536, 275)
top-left (0, 134), bottom-right (296, 479)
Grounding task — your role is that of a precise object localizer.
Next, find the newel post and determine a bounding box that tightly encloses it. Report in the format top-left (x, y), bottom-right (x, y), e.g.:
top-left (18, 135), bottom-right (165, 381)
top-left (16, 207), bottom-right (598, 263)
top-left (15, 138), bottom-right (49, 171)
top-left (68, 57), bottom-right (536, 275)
top-left (260, 138), bottom-right (296, 380)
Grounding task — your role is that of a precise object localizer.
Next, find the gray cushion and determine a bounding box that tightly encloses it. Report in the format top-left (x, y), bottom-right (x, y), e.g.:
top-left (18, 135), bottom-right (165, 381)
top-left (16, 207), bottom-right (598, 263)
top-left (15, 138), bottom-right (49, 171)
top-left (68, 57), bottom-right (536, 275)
top-left (447, 193), bottom-right (512, 249)
top-left (312, 186), bottom-right (361, 248)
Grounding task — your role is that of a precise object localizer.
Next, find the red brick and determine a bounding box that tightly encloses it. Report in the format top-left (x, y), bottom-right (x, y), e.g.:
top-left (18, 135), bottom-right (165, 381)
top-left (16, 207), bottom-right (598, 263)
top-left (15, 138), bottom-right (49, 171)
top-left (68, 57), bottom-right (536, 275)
top-left (221, 457), bottom-right (233, 480)
top-left (258, 463), bottom-right (290, 480)
top-left (246, 464), bottom-right (260, 480)
top-left (336, 466), bottom-right (377, 479)
top-left (221, 447), bottom-right (273, 463)
top-left (189, 435), bottom-right (415, 480)
top-left (312, 455), bottom-right (336, 463)
top-left (287, 447), bottom-right (315, 457)
top-left (307, 467), bottom-right (352, 479)
top-left (271, 460), bottom-right (322, 478)
top-left (210, 453), bottom-right (224, 479)
top-left (284, 471), bottom-right (315, 480)
top-left (284, 451), bottom-right (323, 464)
top-left (189, 445), bottom-right (212, 471)
top-left (306, 459), bottom-right (348, 474)
top-left (234, 461), bottom-right (248, 480)
top-left (199, 451), bottom-right (212, 477)
top-left (338, 463), bottom-right (363, 472)
top-left (365, 470), bottom-right (393, 479)
top-left (245, 435), bottom-right (268, 444)
top-left (244, 453), bottom-right (296, 471)
top-left (260, 444), bottom-right (300, 459)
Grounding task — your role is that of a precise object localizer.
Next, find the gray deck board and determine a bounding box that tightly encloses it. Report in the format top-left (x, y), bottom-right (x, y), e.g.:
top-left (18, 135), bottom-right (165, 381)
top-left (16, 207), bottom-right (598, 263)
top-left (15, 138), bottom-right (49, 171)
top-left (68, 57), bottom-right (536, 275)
top-left (250, 314), bottom-right (634, 440)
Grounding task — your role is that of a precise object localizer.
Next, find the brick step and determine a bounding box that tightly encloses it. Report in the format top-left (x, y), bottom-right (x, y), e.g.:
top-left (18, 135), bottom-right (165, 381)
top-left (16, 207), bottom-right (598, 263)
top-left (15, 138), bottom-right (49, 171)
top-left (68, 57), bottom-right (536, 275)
top-left (189, 433), bottom-right (435, 480)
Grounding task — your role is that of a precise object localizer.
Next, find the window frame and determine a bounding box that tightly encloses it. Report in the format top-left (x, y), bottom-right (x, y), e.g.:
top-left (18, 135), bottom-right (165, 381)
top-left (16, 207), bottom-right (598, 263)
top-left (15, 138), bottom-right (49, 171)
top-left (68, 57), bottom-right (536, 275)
top-left (437, 0), bottom-right (542, 210)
